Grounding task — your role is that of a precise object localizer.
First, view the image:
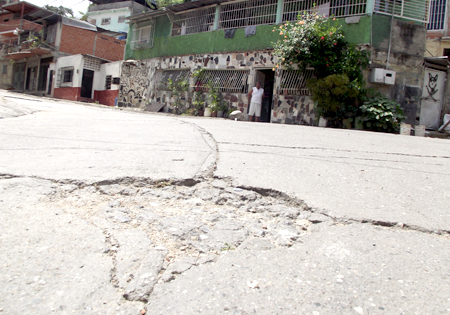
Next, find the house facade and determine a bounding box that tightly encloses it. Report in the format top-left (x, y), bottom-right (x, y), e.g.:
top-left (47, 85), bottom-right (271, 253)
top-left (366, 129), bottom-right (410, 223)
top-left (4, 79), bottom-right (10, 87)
top-left (117, 0), bottom-right (429, 125)
top-left (85, 0), bottom-right (149, 33)
top-left (49, 54), bottom-right (122, 105)
top-left (0, 1), bottom-right (125, 98)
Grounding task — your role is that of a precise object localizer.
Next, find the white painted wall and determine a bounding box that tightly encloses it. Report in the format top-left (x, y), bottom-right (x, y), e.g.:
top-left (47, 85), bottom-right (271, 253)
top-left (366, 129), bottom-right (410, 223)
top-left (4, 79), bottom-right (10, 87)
top-left (86, 8), bottom-right (131, 33)
top-left (94, 61), bottom-right (122, 91)
top-left (54, 54), bottom-right (84, 88)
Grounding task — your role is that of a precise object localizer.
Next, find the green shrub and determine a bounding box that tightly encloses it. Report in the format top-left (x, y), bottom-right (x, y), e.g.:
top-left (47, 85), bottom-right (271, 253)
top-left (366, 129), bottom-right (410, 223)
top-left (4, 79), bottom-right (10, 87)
top-left (307, 74), bottom-right (361, 127)
top-left (360, 95), bottom-right (406, 133)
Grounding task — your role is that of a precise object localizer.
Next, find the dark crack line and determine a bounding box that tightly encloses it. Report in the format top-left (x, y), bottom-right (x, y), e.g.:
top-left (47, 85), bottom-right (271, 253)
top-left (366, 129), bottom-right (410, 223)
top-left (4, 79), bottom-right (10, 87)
top-left (217, 141), bottom-right (450, 159)
top-left (177, 119), bottom-right (219, 180)
top-left (217, 148), bottom-right (450, 176)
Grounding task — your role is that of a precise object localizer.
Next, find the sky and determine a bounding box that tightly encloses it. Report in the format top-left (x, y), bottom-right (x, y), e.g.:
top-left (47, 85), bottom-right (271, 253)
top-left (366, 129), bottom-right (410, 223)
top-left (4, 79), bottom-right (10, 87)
top-left (27, 0), bottom-right (91, 18)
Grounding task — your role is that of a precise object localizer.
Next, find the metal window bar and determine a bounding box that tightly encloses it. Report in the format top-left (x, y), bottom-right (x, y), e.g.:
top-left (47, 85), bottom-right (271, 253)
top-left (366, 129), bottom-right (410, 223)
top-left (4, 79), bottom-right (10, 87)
top-left (282, 0), bottom-right (367, 21)
top-left (427, 0), bottom-right (446, 30)
top-left (192, 70), bottom-right (250, 93)
top-left (154, 69), bottom-right (191, 91)
top-left (131, 20), bottom-right (155, 50)
top-left (277, 69), bottom-right (315, 96)
top-left (219, 0), bottom-right (278, 29)
top-left (105, 75), bottom-right (112, 90)
top-left (373, 0), bottom-right (431, 23)
top-left (172, 6), bottom-right (216, 36)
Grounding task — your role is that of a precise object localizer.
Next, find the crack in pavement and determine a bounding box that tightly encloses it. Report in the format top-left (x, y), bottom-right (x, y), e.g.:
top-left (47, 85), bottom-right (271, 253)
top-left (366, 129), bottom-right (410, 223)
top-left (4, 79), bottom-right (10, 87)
top-left (217, 141), bottom-right (450, 159)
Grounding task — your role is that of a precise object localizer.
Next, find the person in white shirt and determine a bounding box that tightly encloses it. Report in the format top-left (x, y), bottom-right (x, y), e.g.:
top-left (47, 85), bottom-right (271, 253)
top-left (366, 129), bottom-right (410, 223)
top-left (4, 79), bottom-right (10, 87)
top-left (247, 81), bottom-right (264, 122)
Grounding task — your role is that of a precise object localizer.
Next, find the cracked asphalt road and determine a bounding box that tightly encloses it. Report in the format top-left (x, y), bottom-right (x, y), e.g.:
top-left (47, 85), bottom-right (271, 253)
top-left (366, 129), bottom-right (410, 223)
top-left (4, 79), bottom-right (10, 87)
top-left (1, 90), bottom-right (449, 314)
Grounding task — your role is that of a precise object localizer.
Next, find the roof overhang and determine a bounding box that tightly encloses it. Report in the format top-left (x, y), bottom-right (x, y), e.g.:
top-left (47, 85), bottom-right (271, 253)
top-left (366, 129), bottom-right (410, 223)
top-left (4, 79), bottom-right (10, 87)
top-left (1, 1), bottom-right (59, 24)
top-left (127, 0), bottom-right (228, 22)
top-left (424, 56), bottom-right (449, 71)
top-left (5, 47), bottom-right (52, 60)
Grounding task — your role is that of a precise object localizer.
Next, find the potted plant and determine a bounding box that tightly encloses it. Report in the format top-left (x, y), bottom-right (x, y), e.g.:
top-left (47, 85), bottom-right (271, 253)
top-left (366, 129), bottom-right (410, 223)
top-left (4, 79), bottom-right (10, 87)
top-left (167, 78), bottom-right (189, 115)
top-left (206, 81), bottom-right (224, 118)
top-left (217, 102), bottom-right (229, 118)
top-left (192, 90), bottom-right (205, 116)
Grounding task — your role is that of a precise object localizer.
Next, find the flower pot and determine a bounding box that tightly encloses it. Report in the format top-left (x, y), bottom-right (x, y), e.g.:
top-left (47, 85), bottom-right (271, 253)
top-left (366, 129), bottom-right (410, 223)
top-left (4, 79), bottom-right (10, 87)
top-left (211, 111), bottom-right (217, 117)
top-left (197, 110), bottom-right (204, 116)
top-left (217, 110), bottom-right (224, 117)
top-left (204, 107), bottom-right (212, 117)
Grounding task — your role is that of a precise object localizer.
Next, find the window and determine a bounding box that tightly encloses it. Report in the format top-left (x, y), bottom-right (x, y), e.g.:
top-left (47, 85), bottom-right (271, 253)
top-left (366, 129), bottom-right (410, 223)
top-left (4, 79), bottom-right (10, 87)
top-left (192, 70), bottom-right (250, 93)
top-left (428, 0), bottom-right (446, 30)
top-left (118, 15), bottom-right (126, 23)
top-left (88, 18), bottom-right (97, 25)
top-left (63, 68), bottom-right (73, 83)
top-left (220, 0), bottom-right (278, 29)
top-left (374, 0), bottom-right (430, 23)
top-left (172, 6), bottom-right (216, 36)
top-left (2, 65), bottom-right (7, 74)
top-left (113, 77), bottom-right (120, 84)
top-left (283, 0), bottom-right (366, 21)
top-left (153, 69), bottom-right (191, 90)
top-left (131, 20), bottom-right (155, 49)
top-left (101, 18), bottom-right (111, 25)
top-left (105, 75), bottom-right (112, 90)
top-left (277, 69), bottom-right (315, 96)
top-left (57, 67), bottom-right (74, 87)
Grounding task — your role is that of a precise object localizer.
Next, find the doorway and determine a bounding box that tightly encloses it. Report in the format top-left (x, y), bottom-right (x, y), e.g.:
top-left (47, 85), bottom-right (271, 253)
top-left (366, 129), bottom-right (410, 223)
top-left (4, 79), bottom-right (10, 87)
top-left (80, 69), bottom-right (94, 99)
top-left (254, 69), bottom-right (275, 123)
top-left (420, 68), bottom-right (446, 129)
top-left (47, 70), bottom-right (54, 95)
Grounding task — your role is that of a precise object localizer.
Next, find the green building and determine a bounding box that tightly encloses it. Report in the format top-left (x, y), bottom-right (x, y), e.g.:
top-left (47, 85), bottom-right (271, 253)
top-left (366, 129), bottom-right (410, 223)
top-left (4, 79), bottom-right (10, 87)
top-left (118, 0), bottom-right (431, 126)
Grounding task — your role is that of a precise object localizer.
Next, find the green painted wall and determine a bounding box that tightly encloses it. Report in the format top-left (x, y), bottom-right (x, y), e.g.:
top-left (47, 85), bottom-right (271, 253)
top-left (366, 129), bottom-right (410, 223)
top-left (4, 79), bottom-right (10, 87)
top-left (125, 15), bottom-right (373, 60)
top-left (371, 14), bottom-right (391, 48)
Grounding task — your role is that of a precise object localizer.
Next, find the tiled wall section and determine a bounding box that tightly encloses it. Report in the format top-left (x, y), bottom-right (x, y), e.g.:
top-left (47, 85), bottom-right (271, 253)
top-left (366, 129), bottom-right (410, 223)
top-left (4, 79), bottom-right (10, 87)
top-left (118, 50), bottom-right (316, 125)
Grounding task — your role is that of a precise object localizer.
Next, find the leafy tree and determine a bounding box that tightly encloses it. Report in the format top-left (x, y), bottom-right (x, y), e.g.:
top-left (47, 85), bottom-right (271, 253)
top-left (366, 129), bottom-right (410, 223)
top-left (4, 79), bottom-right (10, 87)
top-left (154, 0), bottom-right (184, 9)
top-left (43, 5), bottom-right (74, 17)
top-left (273, 11), bottom-right (369, 126)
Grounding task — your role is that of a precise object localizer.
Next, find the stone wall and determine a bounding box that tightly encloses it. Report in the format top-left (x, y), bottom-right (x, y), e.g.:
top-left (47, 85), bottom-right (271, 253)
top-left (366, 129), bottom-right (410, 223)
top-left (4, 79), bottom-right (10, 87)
top-left (118, 49), bottom-right (316, 125)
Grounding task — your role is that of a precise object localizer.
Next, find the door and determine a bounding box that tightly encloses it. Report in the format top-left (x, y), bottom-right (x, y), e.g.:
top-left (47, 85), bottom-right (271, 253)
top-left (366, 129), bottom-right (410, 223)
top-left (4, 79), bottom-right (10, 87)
top-left (80, 69), bottom-right (94, 99)
top-left (47, 70), bottom-right (53, 95)
top-left (13, 63), bottom-right (25, 90)
top-left (254, 69), bottom-right (275, 123)
top-left (420, 69), bottom-right (446, 129)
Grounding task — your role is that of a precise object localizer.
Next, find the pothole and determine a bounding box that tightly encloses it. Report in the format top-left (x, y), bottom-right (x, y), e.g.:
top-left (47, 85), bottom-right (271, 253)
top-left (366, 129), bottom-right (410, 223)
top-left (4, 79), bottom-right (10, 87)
top-left (40, 176), bottom-right (331, 302)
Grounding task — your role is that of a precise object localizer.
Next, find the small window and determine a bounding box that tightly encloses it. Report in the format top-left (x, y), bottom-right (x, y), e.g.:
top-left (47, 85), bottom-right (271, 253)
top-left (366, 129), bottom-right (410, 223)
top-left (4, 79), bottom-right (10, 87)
top-left (88, 18), bottom-right (96, 25)
top-left (118, 15), bottom-right (126, 23)
top-left (2, 65), bottom-right (7, 74)
top-left (59, 67), bottom-right (74, 87)
top-left (101, 18), bottom-right (111, 25)
top-left (105, 75), bottom-right (112, 90)
top-left (112, 77), bottom-right (120, 84)
top-left (63, 69), bottom-right (73, 83)
top-left (132, 20), bottom-right (155, 49)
